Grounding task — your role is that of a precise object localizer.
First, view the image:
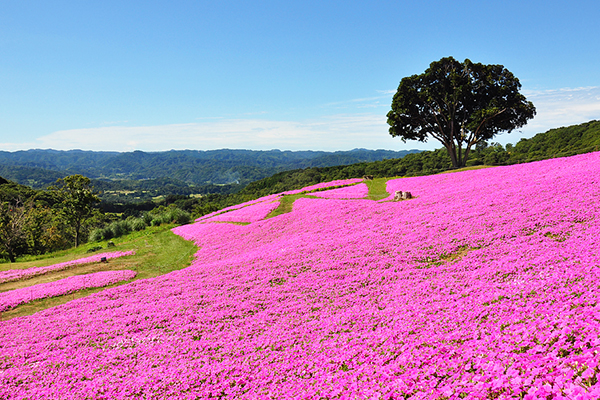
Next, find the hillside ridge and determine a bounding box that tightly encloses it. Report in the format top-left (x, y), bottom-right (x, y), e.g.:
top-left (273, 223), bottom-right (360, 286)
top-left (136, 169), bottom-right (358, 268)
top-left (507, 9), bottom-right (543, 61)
top-left (0, 148), bottom-right (419, 188)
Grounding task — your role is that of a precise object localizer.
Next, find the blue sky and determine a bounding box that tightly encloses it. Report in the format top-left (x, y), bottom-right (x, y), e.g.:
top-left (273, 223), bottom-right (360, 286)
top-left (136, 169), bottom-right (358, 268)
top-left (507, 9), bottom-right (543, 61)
top-left (1, 0), bottom-right (599, 152)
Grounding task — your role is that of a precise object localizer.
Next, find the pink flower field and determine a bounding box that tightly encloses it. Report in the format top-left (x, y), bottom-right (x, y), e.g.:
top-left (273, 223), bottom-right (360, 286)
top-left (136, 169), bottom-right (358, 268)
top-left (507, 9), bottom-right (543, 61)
top-left (195, 194), bottom-right (282, 222)
top-left (283, 178), bottom-right (364, 195)
top-left (201, 200), bottom-right (281, 223)
top-left (0, 251), bottom-right (136, 284)
top-left (310, 183), bottom-right (369, 199)
top-left (0, 270), bottom-right (137, 312)
top-left (1, 153), bottom-right (600, 399)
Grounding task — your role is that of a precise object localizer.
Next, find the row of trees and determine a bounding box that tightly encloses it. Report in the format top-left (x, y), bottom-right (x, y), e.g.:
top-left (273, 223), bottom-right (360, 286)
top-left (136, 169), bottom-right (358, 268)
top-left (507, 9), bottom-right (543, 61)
top-left (0, 173), bottom-right (200, 263)
top-left (0, 175), bottom-right (99, 262)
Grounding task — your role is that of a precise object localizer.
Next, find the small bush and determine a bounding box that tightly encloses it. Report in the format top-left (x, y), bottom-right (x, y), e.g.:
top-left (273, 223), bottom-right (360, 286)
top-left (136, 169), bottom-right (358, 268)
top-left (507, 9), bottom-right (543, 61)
top-left (89, 228), bottom-right (104, 242)
top-left (168, 208), bottom-right (191, 225)
top-left (109, 220), bottom-right (131, 238)
top-left (149, 218), bottom-right (160, 227)
top-left (142, 213), bottom-right (153, 225)
top-left (130, 218), bottom-right (147, 231)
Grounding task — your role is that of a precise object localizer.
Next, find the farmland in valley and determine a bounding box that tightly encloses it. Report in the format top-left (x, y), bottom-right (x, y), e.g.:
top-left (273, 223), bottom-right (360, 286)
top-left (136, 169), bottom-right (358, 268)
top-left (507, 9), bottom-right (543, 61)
top-left (1, 152), bottom-right (599, 398)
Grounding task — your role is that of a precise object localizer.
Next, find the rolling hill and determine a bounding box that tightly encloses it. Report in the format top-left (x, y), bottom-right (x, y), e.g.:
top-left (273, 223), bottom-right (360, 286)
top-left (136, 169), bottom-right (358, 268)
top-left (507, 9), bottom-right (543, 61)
top-left (0, 148), bottom-right (419, 189)
top-left (1, 151), bottom-right (599, 398)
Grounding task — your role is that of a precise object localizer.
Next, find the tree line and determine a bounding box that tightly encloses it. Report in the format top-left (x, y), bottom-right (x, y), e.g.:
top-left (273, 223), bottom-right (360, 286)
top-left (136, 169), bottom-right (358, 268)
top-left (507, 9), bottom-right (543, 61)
top-left (0, 175), bottom-right (193, 262)
top-left (0, 148), bottom-right (419, 189)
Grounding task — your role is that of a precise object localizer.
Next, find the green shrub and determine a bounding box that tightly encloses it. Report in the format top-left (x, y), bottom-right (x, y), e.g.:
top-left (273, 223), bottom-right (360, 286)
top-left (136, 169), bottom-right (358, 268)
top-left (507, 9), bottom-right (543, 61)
top-left (167, 208), bottom-right (191, 225)
top-left (109, 220), bottom-right (131, 238)
top-left (142, 213), bottom-right (153, 225)
top-left (130, 218), bottom-right (147, 231)
top-left (150, 218), bottom-right (163, 227)
top-left (89, 228), bottom-right (104, 242)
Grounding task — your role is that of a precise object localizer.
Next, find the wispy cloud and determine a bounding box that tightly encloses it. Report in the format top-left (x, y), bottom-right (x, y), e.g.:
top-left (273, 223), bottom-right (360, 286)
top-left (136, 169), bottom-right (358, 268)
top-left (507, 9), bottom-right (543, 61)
top-left (4, 87), bottom-right (597, 153)
top-left (322, 91), bottom-right (394, 110)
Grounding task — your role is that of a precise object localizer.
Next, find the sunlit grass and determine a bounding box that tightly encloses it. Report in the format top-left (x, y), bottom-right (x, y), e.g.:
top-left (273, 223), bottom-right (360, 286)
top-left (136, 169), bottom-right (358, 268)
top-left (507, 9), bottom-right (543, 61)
top-left (364, 177), bottom-right (393, 200)
top-left (266, 194), bottom-right (312, 218)
top-left (0, 225), bottom-right (197, 320)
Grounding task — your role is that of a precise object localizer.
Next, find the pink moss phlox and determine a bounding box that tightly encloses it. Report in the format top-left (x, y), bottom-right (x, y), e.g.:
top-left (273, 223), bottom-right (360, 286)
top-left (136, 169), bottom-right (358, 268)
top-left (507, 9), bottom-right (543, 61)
top-left (0, 251), bottom-right (136, 284)
top-left (0, 270), bottom-right (137, 311)
top-left (283, 178), bottom-right (364, 195)
top-left (310, 183), bottom-right (369, 199)
top-left (197, 200), bottom-right (280, 223)
top-left (195, 194), bottom-right (281, 222)
top-left (1, 152), bottom-right (600, 398)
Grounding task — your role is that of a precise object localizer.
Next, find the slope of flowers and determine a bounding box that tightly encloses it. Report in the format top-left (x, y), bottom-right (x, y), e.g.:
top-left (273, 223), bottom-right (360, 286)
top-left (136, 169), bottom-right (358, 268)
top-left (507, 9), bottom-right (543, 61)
top-left (201, 200), bottom-right (281, 223)
top-left (0, 251), bottom-right (136, 284)
top-left (282, 178), bottom-right (364, 195)
top-left (195, 179), bottom-right (362, 222)
top-left (1, 153), bottom-right (599, 399)
top-left (310, 183), bottom-right (368, 199)
top-left (0, 270), bottom-right (137, 311)
top-left (195, 194), bottom-right (281, 222)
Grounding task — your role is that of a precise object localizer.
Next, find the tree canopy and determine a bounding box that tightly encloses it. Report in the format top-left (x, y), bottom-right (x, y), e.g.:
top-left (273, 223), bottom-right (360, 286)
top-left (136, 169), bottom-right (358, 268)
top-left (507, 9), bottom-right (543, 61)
top-left (387, 57), bottom-right (536, 168)
top-left (49, 175), bottom-right (99, 247)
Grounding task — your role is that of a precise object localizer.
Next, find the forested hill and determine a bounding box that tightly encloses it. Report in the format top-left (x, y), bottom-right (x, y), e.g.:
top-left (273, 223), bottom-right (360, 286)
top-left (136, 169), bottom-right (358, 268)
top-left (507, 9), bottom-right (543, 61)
top-left (0, 148), bottom-right (419, 188)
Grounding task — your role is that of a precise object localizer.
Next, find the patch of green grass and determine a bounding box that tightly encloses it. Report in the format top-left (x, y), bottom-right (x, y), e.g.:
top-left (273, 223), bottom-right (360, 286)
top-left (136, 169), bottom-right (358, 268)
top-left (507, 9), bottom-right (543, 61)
top-left (205, 221), bottom-right (251, 226)
top-left (1, 225), bottom-right (197, 320)
top-left (365, 177), bottom-right (394, 200)
top-left (266, 194), bottom-right (312, 218)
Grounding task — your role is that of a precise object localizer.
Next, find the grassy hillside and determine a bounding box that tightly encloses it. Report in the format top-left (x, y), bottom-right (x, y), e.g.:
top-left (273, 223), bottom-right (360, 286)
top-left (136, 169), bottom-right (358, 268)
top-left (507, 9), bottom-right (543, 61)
top-left (1, 152), bottom-right (599, 397)
top-left (510, 119), bottom-right (600, 160)
top-left (0, 225), bottom-right (197, 320)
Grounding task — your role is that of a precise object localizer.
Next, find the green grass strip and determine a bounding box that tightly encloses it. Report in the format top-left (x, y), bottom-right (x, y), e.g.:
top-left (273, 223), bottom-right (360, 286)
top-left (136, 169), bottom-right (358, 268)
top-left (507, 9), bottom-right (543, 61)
top-left (365, 177), bottom-right (394, 200)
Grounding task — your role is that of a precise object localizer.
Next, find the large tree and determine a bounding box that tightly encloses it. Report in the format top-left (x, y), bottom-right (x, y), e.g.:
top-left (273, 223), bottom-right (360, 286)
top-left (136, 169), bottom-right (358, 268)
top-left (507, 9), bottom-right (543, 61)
top-left (387, 57), bottom-right (536, 168)
top-left (49, 175), bottom-right (99, 247)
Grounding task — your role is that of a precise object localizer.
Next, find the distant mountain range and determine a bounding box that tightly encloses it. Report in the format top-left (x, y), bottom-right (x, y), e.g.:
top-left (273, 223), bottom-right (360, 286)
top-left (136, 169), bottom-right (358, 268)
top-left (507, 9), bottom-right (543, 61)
top-left (0, 148), bottom-right (420, 189)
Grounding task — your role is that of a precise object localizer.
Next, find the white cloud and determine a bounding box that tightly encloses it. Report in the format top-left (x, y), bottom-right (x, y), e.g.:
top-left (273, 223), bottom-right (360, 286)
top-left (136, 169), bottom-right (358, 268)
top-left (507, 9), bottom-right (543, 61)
top-left (322, 91), bottom-right (394, 110)
top-left (4, 87), bottom-right (597, 153)
top-left (11, 114), bottom-right (425, 152)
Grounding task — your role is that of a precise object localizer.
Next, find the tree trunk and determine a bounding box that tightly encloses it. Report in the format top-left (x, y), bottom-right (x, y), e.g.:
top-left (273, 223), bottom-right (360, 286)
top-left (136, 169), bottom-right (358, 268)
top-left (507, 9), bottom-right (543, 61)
top-left (445, 143), bottom-right (460, 168)
top-left (75, 220), bottom-right (81, 247)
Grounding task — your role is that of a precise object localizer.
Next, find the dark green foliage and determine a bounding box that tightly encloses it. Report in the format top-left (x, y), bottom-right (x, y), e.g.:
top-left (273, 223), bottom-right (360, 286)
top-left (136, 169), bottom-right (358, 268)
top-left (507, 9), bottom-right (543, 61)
top-left (149, 206), bottom-right (191, 226)
top-left (467, 120), bottom-right (600, 165)
top-left (0, 148), bottom-right (419, 191)
top-left (512, 120), bottom-right (600, 160)
top-left (49, 175), bottom-right (100, 247)
top-left (87, 245), bottom-right (103, 253)
top-left (0, 164), bottom-right (69, 188)
top-left (0, 200), bottom-right (30, 262)
top-left (388, 57), bottom-right (536, 167)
